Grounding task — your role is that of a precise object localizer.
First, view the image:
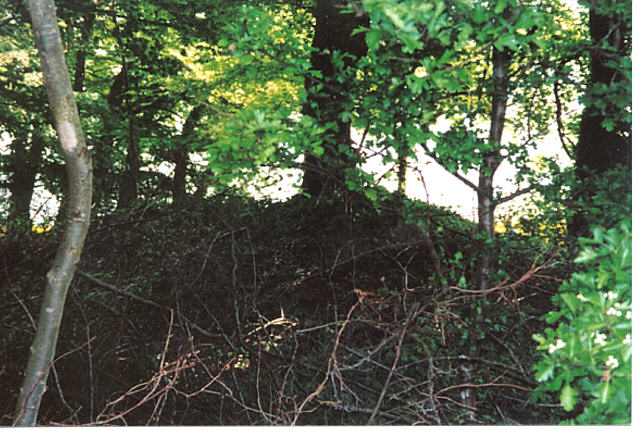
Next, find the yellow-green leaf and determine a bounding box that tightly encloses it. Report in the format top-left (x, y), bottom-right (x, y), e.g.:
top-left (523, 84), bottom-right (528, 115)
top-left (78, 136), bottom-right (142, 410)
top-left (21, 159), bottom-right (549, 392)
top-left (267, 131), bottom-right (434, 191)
top-left (560, 384), bottom-right (578, 411)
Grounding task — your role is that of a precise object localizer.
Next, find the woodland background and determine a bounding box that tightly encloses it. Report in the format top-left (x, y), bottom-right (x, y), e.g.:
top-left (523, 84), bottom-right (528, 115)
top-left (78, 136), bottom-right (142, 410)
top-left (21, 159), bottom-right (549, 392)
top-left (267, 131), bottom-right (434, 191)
top-left (0, 0), bottom-right (632, 425)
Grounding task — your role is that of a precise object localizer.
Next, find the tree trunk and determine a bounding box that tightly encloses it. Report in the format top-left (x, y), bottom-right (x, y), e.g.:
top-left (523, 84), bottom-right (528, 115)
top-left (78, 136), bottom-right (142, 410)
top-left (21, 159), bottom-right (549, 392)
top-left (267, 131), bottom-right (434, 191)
top-left (72, 0), bottom-right (98, 92)
top-left (109, 11), bottom-right (140, 210)
top-left (477, 47), bottom-right (510, 291)
top-left (397, 155), bottom-right (407, 196)
top-left (110, 60), bottom-right (139, 210)
top-left (14, 0), bottom-right (92, 425)
top-left (570, 5), bottom-right (631, 236)
top-left (7, 132), bottom-right (45, 228)
top-left (117, 112), bottom-right (139, 209)
top-left (173, 105), bottom-right (204, 204)
top-left (300, 0), bottom-right (368, 199)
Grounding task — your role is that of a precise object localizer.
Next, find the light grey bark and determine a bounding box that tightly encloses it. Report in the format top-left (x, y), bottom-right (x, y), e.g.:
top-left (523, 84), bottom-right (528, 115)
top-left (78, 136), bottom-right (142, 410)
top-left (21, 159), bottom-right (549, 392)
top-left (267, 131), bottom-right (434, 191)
top-left (477, 47), bottom-right (510, 291)
top-left (14, 0), bottom-right (92, 426)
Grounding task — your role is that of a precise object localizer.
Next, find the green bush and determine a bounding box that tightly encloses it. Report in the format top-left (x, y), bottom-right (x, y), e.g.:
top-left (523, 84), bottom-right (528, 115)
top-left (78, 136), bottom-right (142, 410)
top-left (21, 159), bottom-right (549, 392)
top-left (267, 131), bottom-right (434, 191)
top-left (532, 217), bottom-right (631, 424)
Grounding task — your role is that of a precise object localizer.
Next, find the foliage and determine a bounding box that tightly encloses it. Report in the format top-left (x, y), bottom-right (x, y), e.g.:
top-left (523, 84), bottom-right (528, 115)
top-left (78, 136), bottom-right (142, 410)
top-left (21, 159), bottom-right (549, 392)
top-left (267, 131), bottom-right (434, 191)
top-left (532, 216), bottom-right (631, 424)
top-left (0, 0), bottom-right (632, 425)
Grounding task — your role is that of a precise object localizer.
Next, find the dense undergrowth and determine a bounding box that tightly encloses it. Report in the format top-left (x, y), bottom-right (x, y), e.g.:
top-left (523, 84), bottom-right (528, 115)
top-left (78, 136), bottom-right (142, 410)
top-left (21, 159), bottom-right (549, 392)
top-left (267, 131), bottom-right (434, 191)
top-left (1, 192), bottom-right (575, 425)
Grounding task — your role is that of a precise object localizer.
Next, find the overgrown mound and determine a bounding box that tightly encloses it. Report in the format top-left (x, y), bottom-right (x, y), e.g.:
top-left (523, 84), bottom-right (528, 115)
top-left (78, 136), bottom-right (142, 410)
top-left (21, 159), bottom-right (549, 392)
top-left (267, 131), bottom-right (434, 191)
top-left (1, 194), bottom-right (569, 425)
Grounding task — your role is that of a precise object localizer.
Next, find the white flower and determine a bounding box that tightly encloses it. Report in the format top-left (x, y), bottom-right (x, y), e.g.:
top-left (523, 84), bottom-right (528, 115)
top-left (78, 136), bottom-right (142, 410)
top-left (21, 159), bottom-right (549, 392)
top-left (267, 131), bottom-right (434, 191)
top-left (605, 355), bottom-right (619, 369)
top-left (623, 334), bottom-right (631, 345)
top-left (576, 294), bottom-right (586, 301)
top-left (605, 291), bottom-right (618, 301)
top-left (626, 311), bottom-right (632, 319)
top-left (606, 307), bottom-right (622, 317)
top-left (414, 66), bottom-right (427, 78)
top-left (549, 339), bottom-right (566, 353)
top-left (594, 332), bottom-right (607, 346)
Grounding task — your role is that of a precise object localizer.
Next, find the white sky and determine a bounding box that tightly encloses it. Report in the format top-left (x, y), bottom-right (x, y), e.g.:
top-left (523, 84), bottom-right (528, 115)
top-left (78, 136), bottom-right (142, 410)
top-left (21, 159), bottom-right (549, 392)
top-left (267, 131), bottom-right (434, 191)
top-left (356, 120), bottom-right (574, 222)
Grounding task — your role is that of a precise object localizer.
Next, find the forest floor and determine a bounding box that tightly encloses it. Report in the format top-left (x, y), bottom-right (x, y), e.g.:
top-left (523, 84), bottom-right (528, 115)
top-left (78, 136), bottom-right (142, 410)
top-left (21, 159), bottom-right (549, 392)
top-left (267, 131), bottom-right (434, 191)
top-left (0, 193), bottom-right (576, 425)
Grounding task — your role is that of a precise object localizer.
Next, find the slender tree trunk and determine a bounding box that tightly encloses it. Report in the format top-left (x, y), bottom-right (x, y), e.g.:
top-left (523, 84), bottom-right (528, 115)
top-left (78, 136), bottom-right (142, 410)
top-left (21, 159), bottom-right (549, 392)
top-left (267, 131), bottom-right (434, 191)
top-left (109, 12), bottom-right (140, 210)
top-left (72, 0), bottom-right (98, 92)
top-left (173, 105), bottom-right (204, 204)
top-left (477, 47), bottom-right (510, 291)
top-left (14, 0), bottom-right (92, 425)
top-left (113, 60), bottom-right (139, 209)
top-left (392, 117), bottom-right (408, 203)
top-left (117, 106), bottom-right (139, 209)
top-left (397, 155), bottom-right (407, 196)
top-left (7, 132), bottom-right (45, 227)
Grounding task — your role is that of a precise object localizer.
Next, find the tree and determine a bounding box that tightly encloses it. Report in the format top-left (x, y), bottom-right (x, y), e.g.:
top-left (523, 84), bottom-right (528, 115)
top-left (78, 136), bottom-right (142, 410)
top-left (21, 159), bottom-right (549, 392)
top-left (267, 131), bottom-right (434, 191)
top-left (299, 0), bottom-right (368, 199)
top-left (569, 0), bottom-right (631, 236)
top-left (352, 0), bottom-right (561, 289)
top-left (14, 0), bottom-right (92, 425)
top-left (172, 105), bottom-right (205, 204)
top-left (5, 125), bottom-right (46, 228)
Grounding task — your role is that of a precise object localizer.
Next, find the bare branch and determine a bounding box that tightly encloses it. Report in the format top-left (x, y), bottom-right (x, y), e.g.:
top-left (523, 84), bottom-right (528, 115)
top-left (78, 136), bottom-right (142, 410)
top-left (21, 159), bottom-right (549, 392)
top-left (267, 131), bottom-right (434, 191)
top-left (77, 271), bottom-right (224, 340)
top-left (494, 185), bottom-right (534, 206)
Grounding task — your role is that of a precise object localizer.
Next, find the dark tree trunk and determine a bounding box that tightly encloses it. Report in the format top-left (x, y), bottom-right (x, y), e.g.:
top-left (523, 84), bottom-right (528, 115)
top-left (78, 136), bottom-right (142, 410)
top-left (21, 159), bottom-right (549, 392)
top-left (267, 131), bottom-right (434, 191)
top-left (300, 0), bottom-right (368, 199)
top-left (477, 47), bottom-right (510, 291)
top-left (109, 11), bottom-right (140, 210)
top-left (173, 105), bottom-right (204, 204)
top-left (15, 0), bottom-right (92, 425)
top-left (7, 132), bottom-right (45, 227)
top-left (108, 61), bottom-right (140, 210)
top-left (570, 6), bottom-right (631, 236)
top-left (117, 114), bottom-right (139, 209)
top-left (72, 0), bottom-right (97, 92)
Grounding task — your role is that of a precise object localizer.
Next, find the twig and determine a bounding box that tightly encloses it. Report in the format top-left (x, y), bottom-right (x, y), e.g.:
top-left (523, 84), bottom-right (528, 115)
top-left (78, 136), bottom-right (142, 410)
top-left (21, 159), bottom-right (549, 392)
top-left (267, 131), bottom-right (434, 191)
top-left (367, 317), bottom-right (409, 424)
top-left (443, 248), bottom-right (561, 299)
top-left (553, 81), bottom-right (573, 158)
top-left (195, 96), bottom-right (244, 128)
top-left (290, 300), bottom-right (360, 425)
top-left (13, 337), bottom-right (95, 425)
top-left (77, 270), bottom-right (223, 340)
top-left (494, 185), bottom-right (534, 206)
top-left (92, 313), bottom-right (176, 425)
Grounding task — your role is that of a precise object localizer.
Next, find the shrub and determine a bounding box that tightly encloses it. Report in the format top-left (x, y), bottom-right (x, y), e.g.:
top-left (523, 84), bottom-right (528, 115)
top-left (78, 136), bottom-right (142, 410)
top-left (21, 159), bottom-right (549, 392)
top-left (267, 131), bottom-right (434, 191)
top-left (531, 217), bottom-right (631, 424)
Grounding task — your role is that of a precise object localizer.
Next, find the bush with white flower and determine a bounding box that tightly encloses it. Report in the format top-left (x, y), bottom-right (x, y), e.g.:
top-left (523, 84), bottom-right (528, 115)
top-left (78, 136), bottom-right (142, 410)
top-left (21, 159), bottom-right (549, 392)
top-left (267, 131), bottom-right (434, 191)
top-left (531, 217), bottom-right (631, 424)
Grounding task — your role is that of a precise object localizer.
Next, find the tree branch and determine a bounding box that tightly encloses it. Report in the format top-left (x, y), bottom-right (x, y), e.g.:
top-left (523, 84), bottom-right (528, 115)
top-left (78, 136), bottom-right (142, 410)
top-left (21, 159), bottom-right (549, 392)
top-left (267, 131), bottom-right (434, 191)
top-left (553, 81), bottom-right (573, 159)
top-left (77, 271), bottom-right (223, 341)
top-left (494, 185), bottom-right (533, 206)
top-left (422, 147), bottom-right (478, 191)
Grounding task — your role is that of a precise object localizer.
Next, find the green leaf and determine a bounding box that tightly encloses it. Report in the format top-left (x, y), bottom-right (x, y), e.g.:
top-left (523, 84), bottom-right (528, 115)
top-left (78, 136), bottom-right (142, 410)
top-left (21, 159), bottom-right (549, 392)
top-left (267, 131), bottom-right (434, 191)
top-left (495, 0), bottom-right (508, 14)
top-left (575, 247), bottom-right (598, 264)
top-left (366, 28), bottom-right (382, 51)
top-left (532, 333), bottom-right (545, 344)
top-left (559, 293), bottom-right (579, 313)
top-left (534, 360), bottom-right (555, 382)
top-left (600, 380), bottom-right (610, 404)
top-left (560, 384), bottom-right (578, 411)
top-left (364, 188), bottom-right (378, 201)
top-left (601, 118), bottom-right (615, 131)
top-left (544, 310), bottom-right (564, 324)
